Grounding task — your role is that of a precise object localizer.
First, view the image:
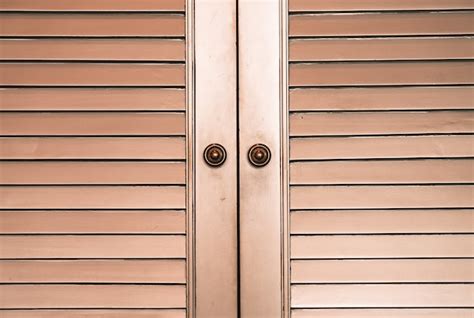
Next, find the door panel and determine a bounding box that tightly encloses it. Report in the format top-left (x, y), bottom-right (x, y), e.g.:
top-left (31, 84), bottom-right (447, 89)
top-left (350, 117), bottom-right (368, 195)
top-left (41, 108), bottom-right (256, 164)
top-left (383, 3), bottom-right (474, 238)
top-left (0, 0), bottom-right (190, 316)
top-left (287, 1), bottom-right (474, 317)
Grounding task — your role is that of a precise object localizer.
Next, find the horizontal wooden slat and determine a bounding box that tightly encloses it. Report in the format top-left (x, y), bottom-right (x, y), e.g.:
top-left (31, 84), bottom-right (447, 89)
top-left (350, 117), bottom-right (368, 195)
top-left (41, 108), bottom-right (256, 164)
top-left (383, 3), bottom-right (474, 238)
top-left (291, 259), bottom-right (474, 283)
top-left (0, 39), bottom-right (185, 61)
top-left (289, 13), bottom-right (474, 37)
top-left (0, 211), bottom-right (185, 234)
top-left (290, 135), bottom-right (474, 160)
top-left (0, 162), bottom-right (185, 185)
top-left (0, 88), bottom-right (185, 111)
top-left (292, 309), bottom-right (474, 318)
top-left (289, 87), bottom-right (474, 111)
top-left (290, 111), bottom-right (474, 136)
top-left (0, 137), bottom-right (185, 159)
top-left (290, 37), bottom-right (474, 61)
top-left (0, 284), bottom-right (185, 308)
top-left (290, 160), bottom-right (474, 184)
top-left (0, 0), bottom-right (184, 11)
top-left (0, 113), bottom-right (185, 136)
top-left (0, 186), bottom-right (185, 209)
top-left (291, 210), bottom-right (474, 234)
top-left (0, 63), bottom-right (184, 86)
top-left (0, 310), bottom-right (186, 318)
top-left (0, 14), bottom-right (184, 36)
top-left (291, 185), bottom-right (474, 209)
top-left (290, 62), bottom-right (474, 87)
top-left (292, 284), bottom-right (473, 308)
top-left (0, 235), bottom-right (185, 258)
top-left (290, 0), bottom-right (474, 11)
top-left (291, 234), bottom-right (473, 258)
top-left (0, 260), bottom-right (185, 283)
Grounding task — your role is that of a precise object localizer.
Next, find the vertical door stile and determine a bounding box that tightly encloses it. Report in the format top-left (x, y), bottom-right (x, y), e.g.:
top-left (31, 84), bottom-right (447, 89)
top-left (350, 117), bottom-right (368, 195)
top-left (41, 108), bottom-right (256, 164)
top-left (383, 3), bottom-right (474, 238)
top-left (238, 0), bottom-right (287, 317)
top-left (194, 0), bottom-right (239, 317)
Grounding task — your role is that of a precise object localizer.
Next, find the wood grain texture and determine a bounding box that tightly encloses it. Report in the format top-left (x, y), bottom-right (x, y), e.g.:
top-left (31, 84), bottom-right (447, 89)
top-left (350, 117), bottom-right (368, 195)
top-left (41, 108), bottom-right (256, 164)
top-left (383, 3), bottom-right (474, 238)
top-left (0, 235), bottom-right (185, 258)
top-left (290, 160), bottom-right (474, 184)
top-left (290, 135), bottom-right (474, 160)
top-left (290, 210), bottom-right (474, 234)
top-left (290, 37), bottom-right (474, 61)
top-left (291, 234), bottom-right (474, 258)
top-left (291, 259), bottom-right (474, 283)
top-left (0, 284), bottom-right (185, 308)
top-left (0, 162), bottom-right (185, 185)
top-left (290, 111), bottom-right (474, 136)
top-left (291, 185), bottom-right (474, 209)
top-left (0, 39), bottom-right (185, 61)
top-left (0, 211), bottom-right (185, 234)
top-left (289, 87), bottom-right (474, 111)
top-left (290, 62), bottom-right (474, 86)
top-left (289, 12), bottom-right (474, 37)
top-left (292, 284), bottom-right (474, 308)
top-left (0, 137), bottom-right (185, 159)
top-left (0, 0), bottom-right (185, 11)
top-left (289, 0), bottom-right (474, 11)
top-left (0, 186), bottom-right (185, 209)
top-left (0, 113), bottom-right (185, 136)
top-left (0, 310), bottom-right (186, 318)
top-left (0, 260), bottom-right (185, 283)
top-left (292, 309), bottom-right (474, 318)
top-left (0, 63), bottom-right (185, 86)
top-left (0, 88), bottom-right (185, 111)
top-left (0, 14), bottom-right (184, 36)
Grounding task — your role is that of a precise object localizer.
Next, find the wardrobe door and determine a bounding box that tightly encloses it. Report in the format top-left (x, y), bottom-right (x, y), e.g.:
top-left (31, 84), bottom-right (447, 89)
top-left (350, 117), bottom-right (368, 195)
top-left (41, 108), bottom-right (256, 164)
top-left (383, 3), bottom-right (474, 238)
top-left (0, 1), bottom-right (190, 317)
top-left (287, 1), bottom-right (474, 317)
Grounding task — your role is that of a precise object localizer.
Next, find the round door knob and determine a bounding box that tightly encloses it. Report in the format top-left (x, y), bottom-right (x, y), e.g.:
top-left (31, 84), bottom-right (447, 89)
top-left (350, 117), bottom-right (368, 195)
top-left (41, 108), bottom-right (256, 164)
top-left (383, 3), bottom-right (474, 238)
top-left (204, 143), bottom-right (227, 167)
top-left (248, 144), bottom-right (271, 168)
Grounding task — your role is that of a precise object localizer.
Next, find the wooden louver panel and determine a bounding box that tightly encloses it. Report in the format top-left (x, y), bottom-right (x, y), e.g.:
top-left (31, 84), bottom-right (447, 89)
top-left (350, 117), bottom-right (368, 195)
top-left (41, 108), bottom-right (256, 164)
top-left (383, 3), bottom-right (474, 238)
top-left (288, 1), bottom-right (474, 316)
top-left (0, 0), bottom-right (187, 314)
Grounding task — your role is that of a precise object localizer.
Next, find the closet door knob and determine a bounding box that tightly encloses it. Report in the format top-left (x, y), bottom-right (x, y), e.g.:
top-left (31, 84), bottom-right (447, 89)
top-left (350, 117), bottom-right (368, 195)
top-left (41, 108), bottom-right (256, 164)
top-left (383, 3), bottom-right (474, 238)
top-left (204, 143), bottom-right (227, 167)
top-left (248, 144), bottom-right (271, 168)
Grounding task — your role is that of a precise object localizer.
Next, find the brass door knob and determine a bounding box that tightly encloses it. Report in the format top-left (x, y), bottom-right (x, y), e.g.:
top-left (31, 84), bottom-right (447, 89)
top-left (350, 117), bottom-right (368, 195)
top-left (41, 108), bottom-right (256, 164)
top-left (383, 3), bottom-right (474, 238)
top-left (204, 143), bottom-right (227, 167)
top-left (248, 144), bottom-right (271, 167)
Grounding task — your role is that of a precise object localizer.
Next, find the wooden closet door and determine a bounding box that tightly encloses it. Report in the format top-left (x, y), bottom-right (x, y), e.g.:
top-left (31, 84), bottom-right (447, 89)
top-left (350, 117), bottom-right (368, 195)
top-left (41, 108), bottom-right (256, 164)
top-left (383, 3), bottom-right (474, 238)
top-left (0, 1), bottom-right (190, 317)
top-left (287, 1), bottom-right (474, 317)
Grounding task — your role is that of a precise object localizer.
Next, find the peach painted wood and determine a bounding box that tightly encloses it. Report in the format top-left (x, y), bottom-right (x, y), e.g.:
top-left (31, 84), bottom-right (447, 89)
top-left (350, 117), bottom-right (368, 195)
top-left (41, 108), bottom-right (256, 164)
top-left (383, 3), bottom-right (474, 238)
top-left (290, 62), bottom-right (474, 86)
top-left (290, 37), bottom-right (474, 61)
top-left (289, 13), bottom-right (474, 37)
top-left (0, 88), bottom-right (185, 111)
top-left (290, 160), bottom-right (474, 184)
top-left (0, 285), bottom-right (185, 308)
top-left (0, 235), bottom-right (185, 258)
top-left (290, 210), bottom-right (474, 234)
top-left (0, 211), bottom-right (185, 234)
top-left (0, 14), bottom-right (184, 36)
top-left (0, 260), bottom-right (185, 283)
top-left (291, 234), bottom-right (473, 258)
top-left (0, 63), bottom-right (185, 86)
top-left (0, 0), bottom-right (185, 11)
top-left (0, 162), bottom-right (185, 185)
top-left (0, 137), bottom-right (185, 159)
top-left (0, 310), bottom-right (186, 318)
top-left (289, 0), bottom-right (474, 11)
top-left (290, 111), bottom-right (473, 136)
top-left (0, 186), bottom-right (185, 209)
top-left (290, 135), bottom-right (474, 160)
top-left (289, 87), bottom-right (474, 111)
top-left (292, 284), bottom-right (473, 308)
top-left (291, 185), bottom-right (474, 209)
top-left (292, 309), bottom-right (474, 318)
top-left (0, 113), bottom-right (185, 136)
top-left (291, 259), bottom-right (474, 283)
top-left (0, 39), bottom-right (185, 61)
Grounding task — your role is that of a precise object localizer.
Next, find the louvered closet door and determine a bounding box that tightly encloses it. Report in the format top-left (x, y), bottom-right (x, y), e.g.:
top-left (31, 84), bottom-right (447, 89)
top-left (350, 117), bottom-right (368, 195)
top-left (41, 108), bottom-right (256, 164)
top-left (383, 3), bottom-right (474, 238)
top-left (288, 1), bottom-right (474, 317)
top-left (0, 1), bottom-right (188, 316)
